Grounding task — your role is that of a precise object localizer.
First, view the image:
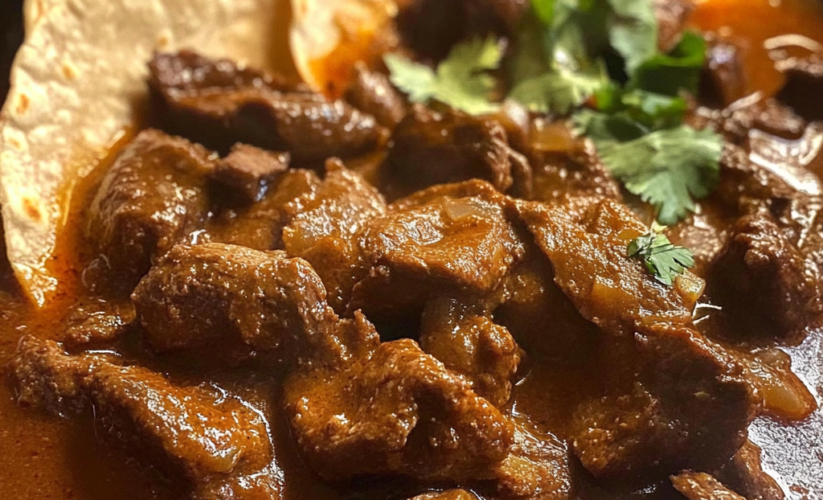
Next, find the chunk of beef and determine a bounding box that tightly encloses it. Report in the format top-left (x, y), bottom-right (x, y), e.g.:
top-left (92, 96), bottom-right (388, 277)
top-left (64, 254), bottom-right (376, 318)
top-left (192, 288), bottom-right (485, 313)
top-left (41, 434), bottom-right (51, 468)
top-left (384, 105), bottom-right (532, 198)
top-left (63, 300), bottom-right (135, 346)
top-left (87, 129), bottom-right (214, 287)
top-left (351, 182), bottom-right (525, 318)
top-left (690, 99), bottom-right (806, 145)
top-left (703, 39), bottom-right (748, 107)
top-left (211, 144), bottom-right (290, 205)
top-left (421, 294), bottom-right (521, 407)
top-left (282, 160), bottom-right (387, 312)
top-left (284, 338), bottom-right (514, 483)
top-left (8, 336), bottom-right (279, 499)
top-left (208, 169), bottom-right (320, 251)
top-left (489, 421), bottom-right (574, 500)
top-left (709, 213), bottom-right (823, 339)
top-left (711, 139), bottom-right (823, 290)
top-left (132, 243), bottom-right (377, 366)
top-left (671, 472), bottom-right (744, 500)
top-left (149, 51), bottom-right (387, 163)
top-left (495, 247), bottom-right (602, 362)
top-left (408, 491), bottom-right (477, 500)
top-left (570, 325), bottom-right (756, 480)
top-left (654, 0), bottom-right (694, 53)
top-left (531, 142), bottom-right (622, 203)
top-left (715, 441), bottom-right (785, 500)
top-left (344, 62), bottom-right (407, 129)
top-left (517, 200), bottom-right (757, 479)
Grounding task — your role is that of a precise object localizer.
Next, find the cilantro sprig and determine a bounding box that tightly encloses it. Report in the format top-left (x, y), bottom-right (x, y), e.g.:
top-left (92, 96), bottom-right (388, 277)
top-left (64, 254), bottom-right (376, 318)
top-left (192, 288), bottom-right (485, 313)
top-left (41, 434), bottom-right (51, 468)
top-left (384, 37), bottom-right (503, 115)
top-left (627, 225), bottom-right (695, 286)
top-left (384, 0), bottom-right (725, 225)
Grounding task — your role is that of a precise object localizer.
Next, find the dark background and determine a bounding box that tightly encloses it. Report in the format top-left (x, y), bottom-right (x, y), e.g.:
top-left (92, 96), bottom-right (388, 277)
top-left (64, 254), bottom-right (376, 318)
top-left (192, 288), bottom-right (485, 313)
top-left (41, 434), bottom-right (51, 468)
top-left (1, 0), bottom-right (24, 105)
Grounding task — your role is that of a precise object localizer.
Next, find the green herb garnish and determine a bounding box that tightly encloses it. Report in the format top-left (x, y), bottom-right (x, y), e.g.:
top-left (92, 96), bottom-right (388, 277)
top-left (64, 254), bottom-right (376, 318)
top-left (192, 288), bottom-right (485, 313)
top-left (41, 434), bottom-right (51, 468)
top-left (384, 0), bottom-right (725, 224)
top-left (627, 225), bottom-right (695, 286)
top-left (384, 37), bottom-right (503, 115)
top-left (575, 113), bottom-right (722, 225)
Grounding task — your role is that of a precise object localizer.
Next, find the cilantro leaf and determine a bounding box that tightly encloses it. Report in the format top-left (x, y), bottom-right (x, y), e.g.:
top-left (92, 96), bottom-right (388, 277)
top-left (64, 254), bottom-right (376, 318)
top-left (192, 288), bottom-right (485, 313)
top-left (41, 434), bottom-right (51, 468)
top-left (573, 108), bottom-right (647, 144)
top-left (385, 37), bottom-right (503, 115)
top-left (510, 64), bottom-right (608, 114)
top-left (593, 86), bottom-right (687, 129)
top-left (627, 229), bottom-right (695, 286)
top-left (383, 54), bottom-right (437, 103)
top-left (630, 31), bottom-right (707, 96)
top-left (606, 0), bottom-right (658, 73)
top-left (593, 126), bottom-right (723, 225)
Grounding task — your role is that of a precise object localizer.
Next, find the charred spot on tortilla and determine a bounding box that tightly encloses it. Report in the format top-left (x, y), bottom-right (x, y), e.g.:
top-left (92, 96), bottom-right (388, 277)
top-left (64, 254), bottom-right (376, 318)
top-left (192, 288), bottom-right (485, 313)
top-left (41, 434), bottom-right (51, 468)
top-left (15, 93), bottom-right (28, 115)
top-left (22, 197), bottom-right (41, 222)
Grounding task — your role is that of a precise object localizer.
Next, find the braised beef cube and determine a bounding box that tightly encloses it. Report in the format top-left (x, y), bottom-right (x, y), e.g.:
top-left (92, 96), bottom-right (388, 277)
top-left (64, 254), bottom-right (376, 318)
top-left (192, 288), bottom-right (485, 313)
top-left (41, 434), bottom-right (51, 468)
top-left (212, 144), bottom-right (290, 204)
top-left (703, 40), bottom-right (748, 107)
top-left (63, 301), bottom-right (135, 346)
top-left (150, 53), bottom-right (388, 163)
top-left (351, 184), bottom-right (525, 317)
top-left (654, 0), bottom-right (694, 53)
top-left (132, 243), bottom-right (367, 366)
top-left (496, 249), bottom-right (601, 362)
top-left (283, 160), bottom-right (387, 313)
top-left (710, 214), bottom-right (823, 339)
top-left (531, 143), bottom-right (622, 203)
top-left (284, 338), bottom-right (514, 483)
top-left (671, 472), bottom-right (745, 500)
top-left (715, 441), bottom-right (785, 500)
top-left (208, 169), bottom-right (320, 251)
top-left (421, 294), bottom-right (521, 408)
top-left (489, 422), bottom-right (574, 500)
top-left (518, 200), bottom-right (757, 478)
top-left (691, 100), bottom-right (806, 145)
top-left (8, 336), bottom-right (279, 499)
top-left (384, 105), bottom-right (532, 197)
top-left (345, 62), bottom-right (407, 129)
top-left (570, 325), bottom-right (756, 480)
top-left (87, 129), bottom-right (214, 288)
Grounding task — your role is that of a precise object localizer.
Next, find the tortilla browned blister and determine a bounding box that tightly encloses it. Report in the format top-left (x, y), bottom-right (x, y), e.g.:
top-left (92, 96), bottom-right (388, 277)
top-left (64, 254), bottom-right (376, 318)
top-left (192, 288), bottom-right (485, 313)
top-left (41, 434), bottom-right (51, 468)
top-left (0, 0), bottom-right (292, 305)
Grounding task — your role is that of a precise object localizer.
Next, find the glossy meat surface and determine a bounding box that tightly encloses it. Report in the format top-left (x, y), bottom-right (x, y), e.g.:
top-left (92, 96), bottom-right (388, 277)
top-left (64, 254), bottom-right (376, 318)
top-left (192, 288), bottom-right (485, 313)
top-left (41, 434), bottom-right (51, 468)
top-left (384, 105), bottom-right (532, 197)
top-left (352, 182), bottom-right (525, 317)
top-left (421, 294), bottom-right (521, 408)
top-left (132, 244), bottom-right (339, 364)
top-left (87, 129), bottom-right (214, 287)
top-left (149, 51), bottom-right (387, 163)
top-left (282, 160), bottom-right (387, 313)
top-left (284, 338), bottom-right (514, 483)
top-left (518, 200), bottom-right (758, 478)
top-left (212, 144), bottom-right (290, 205)
top-left (671, 472), bottom-right (744, 500)
top-left (8, 336), bottom-right (279, 499)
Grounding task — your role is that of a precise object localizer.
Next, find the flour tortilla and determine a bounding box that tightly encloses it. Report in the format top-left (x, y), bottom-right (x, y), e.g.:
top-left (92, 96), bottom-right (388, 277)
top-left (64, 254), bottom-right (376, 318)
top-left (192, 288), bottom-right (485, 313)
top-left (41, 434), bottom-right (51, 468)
top-left (0, 0), bottom-right (287, 305)
top-left (290, 0), bottom-right (398, 95)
